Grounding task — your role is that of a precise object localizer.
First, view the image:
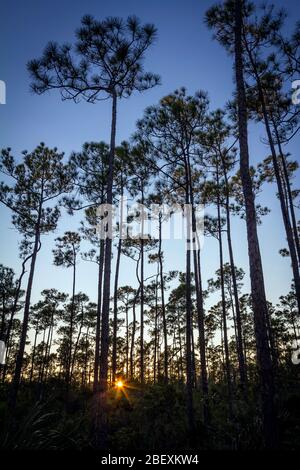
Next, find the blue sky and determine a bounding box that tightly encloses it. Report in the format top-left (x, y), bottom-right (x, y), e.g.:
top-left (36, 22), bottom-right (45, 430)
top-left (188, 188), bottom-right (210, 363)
top-left (0, 0), bottom-right (299, 314)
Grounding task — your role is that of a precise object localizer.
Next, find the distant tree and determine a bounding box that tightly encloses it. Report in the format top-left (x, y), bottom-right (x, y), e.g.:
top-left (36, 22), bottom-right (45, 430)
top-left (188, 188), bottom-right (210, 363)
top-left (205, 212), bottom-right (234, 418)
top-left (69, 294), bottom-right (95, 382)
top-left (136, 88), bottom-right (210, 431)
top-left (147, 186), bottom-right (172, 384)
top-left (28, 301), bottom-right (44, 383)
top-left (0, 265), bottom-right (25, 382)
top-left (0, 143), bottom-right (74, 408)
top-left (121, 233), bottom-right (157, 383)
top-left (37, 289), bottom-right (67, 398)
top-left (53, 231), bottom-right (81, 391)
top-left (125, 144), bottom-right (156, 384)
top-left (277, 286), bottom-right (300, 344)
top-left (0, 265), bottom-right (16, 342)
top-left (257, 152), bottom-right (300, 270)
top-left (116, 286), bottom-right (136, 379)
top-left (202, 110), bottom-right (247, 395)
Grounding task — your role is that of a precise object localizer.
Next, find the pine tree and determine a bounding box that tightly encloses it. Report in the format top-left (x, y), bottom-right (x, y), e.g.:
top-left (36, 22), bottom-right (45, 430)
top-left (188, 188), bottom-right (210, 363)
top-left (0, 144), bottom-right (74, 408)
top-left (53, 231), bottom-right (81, 392)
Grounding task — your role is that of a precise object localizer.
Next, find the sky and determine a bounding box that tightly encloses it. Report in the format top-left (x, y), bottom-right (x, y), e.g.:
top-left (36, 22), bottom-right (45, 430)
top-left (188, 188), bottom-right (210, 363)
top-left (0, 0), bottom-right (299, 316)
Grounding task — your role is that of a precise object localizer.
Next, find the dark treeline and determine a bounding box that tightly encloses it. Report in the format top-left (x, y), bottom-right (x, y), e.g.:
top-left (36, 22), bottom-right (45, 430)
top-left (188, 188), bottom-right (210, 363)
top-left (0, 0), bottom-right (300, 451)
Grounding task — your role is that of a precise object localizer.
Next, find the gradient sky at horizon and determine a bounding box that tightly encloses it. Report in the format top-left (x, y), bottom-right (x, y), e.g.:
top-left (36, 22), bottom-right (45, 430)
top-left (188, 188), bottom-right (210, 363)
top-left (0, 0), bottom-right (299, 317)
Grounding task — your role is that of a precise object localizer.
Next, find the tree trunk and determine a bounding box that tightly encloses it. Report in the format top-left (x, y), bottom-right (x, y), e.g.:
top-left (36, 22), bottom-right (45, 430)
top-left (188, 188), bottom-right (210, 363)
top-left (38, 309), bottom-right (54, 399)
top-left (245, 42), bottom-right (300, 314)
top-left (70, 305), bottom-right (84, 380)
top-left (93, 238), bottom-right (105, 392)
top-left (112, 178), bottom-right (124, 382)
top-left (185, 191), bottom-right (195, 438)
top-left (0, 297), bottom-right (6, 341)
top-left (45, 323), bottom-right (54, 382)
top-left (38, 327), bottom-right (46, 384)
top-left (158, 214), bottom-right (169, 383)
top-left (153, 272), bottom-right (159, 383)
top-left (83, 327), bottom-right (90, 386)
top-left (93, 90), bottom-right (117, 449)
top-left (130, 287), bottom-right (139, 380)
top-left (234, 0), bottom-right (277, 448)
top-left (9, 227), bottom-right (41, 410)
top-left (216, 168), bottom-right (234, 419)
top-left (112, 235), bottom-right (122, 382)
top-left (125, 305), bottom-right (129, 379)
top-left (2, 254), bottom-right (31, 383)
top-left (140, 186), bottom-right (145, 384)
top-left (273, 121), bottom-right (300, 266)
top-left (222, 160), bottom-right (247, 393)
top-left (29, 322), bottom-right (39, 384)
top-left (66, 254), bottom-right (77, 393)
top-left (188, 177), bottom-right (210, 422)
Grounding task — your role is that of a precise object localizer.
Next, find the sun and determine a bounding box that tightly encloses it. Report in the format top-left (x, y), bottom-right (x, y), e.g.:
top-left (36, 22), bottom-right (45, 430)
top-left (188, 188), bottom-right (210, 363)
top-left (115, 379), bottom-right (124, 389)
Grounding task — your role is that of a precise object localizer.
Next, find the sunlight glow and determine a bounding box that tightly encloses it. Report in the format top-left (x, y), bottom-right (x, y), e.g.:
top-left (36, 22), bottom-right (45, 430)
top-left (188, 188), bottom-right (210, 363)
top-left (116, 379), bottom-right (124, 389)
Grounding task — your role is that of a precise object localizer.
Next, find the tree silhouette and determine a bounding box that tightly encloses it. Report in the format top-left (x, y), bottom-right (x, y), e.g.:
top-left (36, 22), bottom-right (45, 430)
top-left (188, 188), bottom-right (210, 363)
top-left (206, 0), bottom-right (277, 448)
top-left (53, 231), bottom-right (81, 392)
top-left (0, 144), bottom-right (74, 408)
